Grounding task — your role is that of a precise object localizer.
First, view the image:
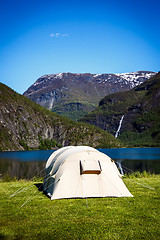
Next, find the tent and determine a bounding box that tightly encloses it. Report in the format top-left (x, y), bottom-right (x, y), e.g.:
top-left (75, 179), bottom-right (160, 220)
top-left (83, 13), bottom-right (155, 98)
top-left (43, 146), bottom-right (133, 200)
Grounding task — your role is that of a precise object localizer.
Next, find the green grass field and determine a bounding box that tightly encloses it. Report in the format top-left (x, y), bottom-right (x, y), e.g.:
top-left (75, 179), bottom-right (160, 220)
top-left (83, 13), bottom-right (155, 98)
top-left (0, 175), bottom-right (160, 240)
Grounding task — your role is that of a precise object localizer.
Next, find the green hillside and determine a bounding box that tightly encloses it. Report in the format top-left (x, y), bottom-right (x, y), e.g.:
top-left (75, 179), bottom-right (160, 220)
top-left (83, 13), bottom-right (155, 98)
top-left (0, 83), bottom-right (121, 151)
top-left (80, 72), bottom-right (160, 147)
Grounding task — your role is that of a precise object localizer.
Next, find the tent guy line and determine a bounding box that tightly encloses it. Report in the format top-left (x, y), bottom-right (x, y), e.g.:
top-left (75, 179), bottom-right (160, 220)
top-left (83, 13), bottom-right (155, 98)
top-left (120, 163), bottom-right (156, 190)
top-left (9, 167), bottom-right (46, 198)
top-left (9, 185), bottom-right (35, 198)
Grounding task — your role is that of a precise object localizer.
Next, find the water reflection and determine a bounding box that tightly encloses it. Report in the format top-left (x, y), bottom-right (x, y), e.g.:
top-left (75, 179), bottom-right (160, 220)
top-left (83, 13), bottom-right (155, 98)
top-left (0, 150), bottom-right (53, 179)
top-left (118, 159), bottom-right (160, 174)
top-left (0, 159), bottom-right (46, 179)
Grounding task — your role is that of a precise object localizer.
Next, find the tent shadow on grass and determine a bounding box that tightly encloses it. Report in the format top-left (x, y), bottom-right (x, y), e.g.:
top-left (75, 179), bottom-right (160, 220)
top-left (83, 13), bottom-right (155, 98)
top-left (34, 183), bottom-right (51, 199)
top-left (34, 183), bottom-right (43, 191)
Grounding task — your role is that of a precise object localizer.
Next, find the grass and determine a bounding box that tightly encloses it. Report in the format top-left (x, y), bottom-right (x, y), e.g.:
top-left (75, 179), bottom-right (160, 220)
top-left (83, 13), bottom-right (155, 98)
top-left (0, 175), bottom-right (160, 239)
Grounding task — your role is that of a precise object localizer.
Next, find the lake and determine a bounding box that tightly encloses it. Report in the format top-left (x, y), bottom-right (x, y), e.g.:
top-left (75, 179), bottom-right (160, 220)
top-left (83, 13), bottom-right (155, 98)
top-left (0, 148), bottom-right (160, 179)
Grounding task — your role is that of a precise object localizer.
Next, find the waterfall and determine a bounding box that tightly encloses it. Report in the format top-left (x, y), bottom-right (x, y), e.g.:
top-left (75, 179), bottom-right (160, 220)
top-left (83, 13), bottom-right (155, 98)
top-left (48, 92), bottom-right (56, 110)
top-left (116, 161), bottom-right (124, 175)
top-left (49, 98), bottom-right (55, 110)
top-left (115, 115), bottom-right (124, 138)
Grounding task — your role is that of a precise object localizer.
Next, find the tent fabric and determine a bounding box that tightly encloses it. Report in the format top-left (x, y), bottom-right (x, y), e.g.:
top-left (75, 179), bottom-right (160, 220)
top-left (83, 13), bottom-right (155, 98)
top-left (43, 146), bottom-right (133, 200)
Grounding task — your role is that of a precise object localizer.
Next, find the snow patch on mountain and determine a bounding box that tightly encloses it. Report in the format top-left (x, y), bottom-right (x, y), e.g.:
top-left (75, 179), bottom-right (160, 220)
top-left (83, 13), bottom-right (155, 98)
top-left (115, 71), bottom-right (155, 81)
top-left (115, 72), bottom-right (156, 88)
top-left (93, 71), bottom-right (156, 89)
top-left (54, 73), bottom-right (63, 79)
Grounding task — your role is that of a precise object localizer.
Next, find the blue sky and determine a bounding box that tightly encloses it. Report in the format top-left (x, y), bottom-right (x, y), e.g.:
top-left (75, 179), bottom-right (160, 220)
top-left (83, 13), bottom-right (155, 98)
top-left (0, 0), bottom-right (160, 94)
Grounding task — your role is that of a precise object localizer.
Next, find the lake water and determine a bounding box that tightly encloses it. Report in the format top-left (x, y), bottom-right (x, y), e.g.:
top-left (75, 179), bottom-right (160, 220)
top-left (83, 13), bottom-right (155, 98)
top-left (0, 148), bottom-right (160, 179)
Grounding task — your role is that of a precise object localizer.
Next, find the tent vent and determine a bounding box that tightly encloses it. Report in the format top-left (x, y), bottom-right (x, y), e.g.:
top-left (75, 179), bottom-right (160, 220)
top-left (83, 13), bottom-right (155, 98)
top-left (80, 160), bottom-right (101, 174)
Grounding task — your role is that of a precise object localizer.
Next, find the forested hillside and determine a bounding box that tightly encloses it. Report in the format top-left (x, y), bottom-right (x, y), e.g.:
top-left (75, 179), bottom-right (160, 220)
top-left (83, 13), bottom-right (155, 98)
top-left (80, 72), bottom-right (160, 147)
top-left (0, 83), bottom-right (121, 151)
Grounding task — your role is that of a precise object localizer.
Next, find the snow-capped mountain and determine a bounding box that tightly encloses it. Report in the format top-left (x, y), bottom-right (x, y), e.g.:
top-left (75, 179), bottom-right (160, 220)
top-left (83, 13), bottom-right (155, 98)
top-left (23, 71), bottom-right (156, 120)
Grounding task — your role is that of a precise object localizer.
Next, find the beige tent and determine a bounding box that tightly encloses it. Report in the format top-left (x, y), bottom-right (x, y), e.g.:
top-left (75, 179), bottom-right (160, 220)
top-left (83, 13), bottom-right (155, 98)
top-left (43, 146), bottom-right (133, 200)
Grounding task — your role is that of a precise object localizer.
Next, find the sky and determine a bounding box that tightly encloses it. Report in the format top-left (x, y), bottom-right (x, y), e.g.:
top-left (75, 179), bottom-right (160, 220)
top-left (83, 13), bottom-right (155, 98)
top-left (0, 0), bottom-right (160, 94)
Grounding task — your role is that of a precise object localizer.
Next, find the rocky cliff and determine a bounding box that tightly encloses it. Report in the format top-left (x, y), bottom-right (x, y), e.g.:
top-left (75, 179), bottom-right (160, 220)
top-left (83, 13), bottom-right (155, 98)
top-left (80, 72), bottom-right (160, 147)
top-left (23, 71), bottom-right (155, 120)
top-left (0, 83), bottom-right (121, 151)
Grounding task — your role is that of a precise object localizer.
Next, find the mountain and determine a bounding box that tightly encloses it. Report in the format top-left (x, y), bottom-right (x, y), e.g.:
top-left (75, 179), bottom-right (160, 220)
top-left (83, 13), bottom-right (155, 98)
top-left (23, 71), bottom-right (156, 121)
top-left (79, 72), bottom-right (160, 147)
top-left (0, 83), bottom-right (121, 151)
